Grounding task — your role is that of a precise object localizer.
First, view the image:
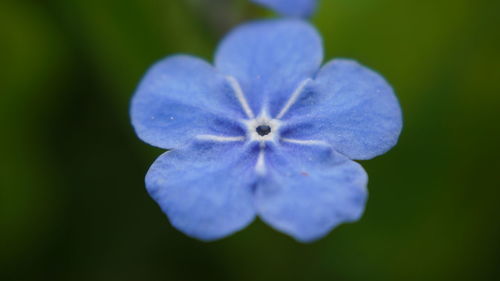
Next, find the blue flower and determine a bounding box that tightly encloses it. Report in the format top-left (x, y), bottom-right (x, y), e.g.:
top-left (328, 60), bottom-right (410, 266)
top-left (252, 0), bottom-right (317, 18)
top-left (131, 19), bottom-right (402, 242)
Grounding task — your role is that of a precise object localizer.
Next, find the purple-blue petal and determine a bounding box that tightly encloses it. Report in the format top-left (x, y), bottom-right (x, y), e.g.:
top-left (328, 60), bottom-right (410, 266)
top-left (131, 55), bottom-right (246, 149)
top-left (281, 59), bottom-right (403, 160)
top-left (252, 0), bottom-right (317, 18)
top-left (255, 143), bottom-right (368, 242)
top-left (215, 19), bottom-right (323, 115)
top-left (145, 141), bottom-right (258, 241)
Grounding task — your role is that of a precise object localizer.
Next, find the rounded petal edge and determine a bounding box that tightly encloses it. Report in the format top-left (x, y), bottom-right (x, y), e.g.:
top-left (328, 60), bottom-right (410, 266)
top-left (145, 143), bottom-right (258, 241)
top-left (215, 19), bottom-right (323, 115)
top-left (131, 55), bottom-right (246, 149)
top-left (281, 59), bottom-right (403, 160)
top-left (255, 144), bottom-right (369, 242)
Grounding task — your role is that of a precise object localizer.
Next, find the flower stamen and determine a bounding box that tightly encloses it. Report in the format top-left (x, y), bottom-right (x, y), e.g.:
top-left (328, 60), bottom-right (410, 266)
top-left (244, 113), bottom-right (281, 143)
top-left (256, 125), bottom-right (271, 136)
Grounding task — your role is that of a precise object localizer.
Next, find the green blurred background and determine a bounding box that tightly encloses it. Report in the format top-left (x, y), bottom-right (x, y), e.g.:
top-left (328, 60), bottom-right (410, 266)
top-left (1, 0), bottom-right (499, 280)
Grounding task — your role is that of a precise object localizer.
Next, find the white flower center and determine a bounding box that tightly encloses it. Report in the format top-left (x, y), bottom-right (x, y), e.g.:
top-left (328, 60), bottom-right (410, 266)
top-left (195, 76), bottom-right (328, 175)
top-left (243, 112), bottom-right (282, 144)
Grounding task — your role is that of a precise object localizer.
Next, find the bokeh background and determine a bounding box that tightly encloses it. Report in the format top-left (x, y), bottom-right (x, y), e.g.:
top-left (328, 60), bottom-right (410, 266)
top-left (1, 0), bottom-right (499, 280)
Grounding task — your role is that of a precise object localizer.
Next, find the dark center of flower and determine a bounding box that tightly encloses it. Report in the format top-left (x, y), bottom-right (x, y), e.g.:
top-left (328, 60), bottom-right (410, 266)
top-left (256, 125), bottom-right (271, 136)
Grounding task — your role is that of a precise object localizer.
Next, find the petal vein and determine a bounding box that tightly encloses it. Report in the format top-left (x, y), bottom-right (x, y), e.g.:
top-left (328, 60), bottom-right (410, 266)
top-left (196, 135), bottom-right (246, 142)
top-left (226, 76), bottom-right (255, 119)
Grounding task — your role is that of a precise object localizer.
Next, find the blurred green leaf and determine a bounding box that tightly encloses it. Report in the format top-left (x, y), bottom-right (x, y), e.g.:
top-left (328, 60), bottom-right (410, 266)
top-left (1, 0), bottom-right (499, 280)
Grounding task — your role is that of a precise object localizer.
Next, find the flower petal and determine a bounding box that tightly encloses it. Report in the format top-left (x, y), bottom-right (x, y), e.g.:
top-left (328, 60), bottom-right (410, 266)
top-left (281, 59), bottom-right (403, 160)
top-left (146, 141), bottom-right (257, 241)
top-left (215, 19), bottom-right (323, 115)
top-left (255, 143), bottom-right (368, 242)
top-left (131, 55), bottom-right (246, 149)
top-left (252, 0), bottom-right (317, 18)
